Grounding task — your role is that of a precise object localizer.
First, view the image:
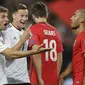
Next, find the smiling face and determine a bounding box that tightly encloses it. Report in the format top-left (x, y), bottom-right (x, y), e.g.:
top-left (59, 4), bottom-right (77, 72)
top-left (12, 9), bottom-right (28, 30)
top-left (0, 12), bottom-right (8, 30)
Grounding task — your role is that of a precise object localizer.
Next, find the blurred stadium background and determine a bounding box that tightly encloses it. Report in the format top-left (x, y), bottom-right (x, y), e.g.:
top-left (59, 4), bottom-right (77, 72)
top-left (1, 0), bottom-right (85, 84)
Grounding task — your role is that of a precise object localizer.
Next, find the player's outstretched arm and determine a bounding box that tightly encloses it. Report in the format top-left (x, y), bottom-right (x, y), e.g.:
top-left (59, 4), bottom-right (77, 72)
top-left (2, 44), bottom-right (51, 59)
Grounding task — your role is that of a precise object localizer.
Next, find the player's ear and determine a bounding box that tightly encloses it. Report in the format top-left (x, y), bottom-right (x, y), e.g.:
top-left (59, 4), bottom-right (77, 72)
top-left (32, 14), bottom-right (35, 19)
top-left (12, 13), bottom-right (16, 19)
top-left (79, 18), bottom-right (84, 23)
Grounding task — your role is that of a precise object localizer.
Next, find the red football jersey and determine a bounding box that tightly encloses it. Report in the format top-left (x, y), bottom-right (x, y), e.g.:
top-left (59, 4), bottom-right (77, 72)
top-left (72, 30), bottom-right (85, 85)
top-left (29, 22), bottom-right (63, 85)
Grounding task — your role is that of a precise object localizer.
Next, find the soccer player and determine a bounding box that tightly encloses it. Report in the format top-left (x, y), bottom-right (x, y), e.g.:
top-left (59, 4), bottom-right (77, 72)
top-left (60, 9), bottom-right (85, 85)
top-left (59, 29), bottom-right (83, 85)
top-left (29, 2), bottom-right (63, 85)
top-left (4, 4), bottom-right (51, 85)
top-left (4, 4), bottom-right (31, 85)
top-left (71, 9), bottom-right (85, 85)
top-left (0, 6), bottom-right (51, 85)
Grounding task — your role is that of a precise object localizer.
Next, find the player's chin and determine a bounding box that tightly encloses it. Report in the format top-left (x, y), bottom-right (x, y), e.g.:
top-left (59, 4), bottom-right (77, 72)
top-left (20, 24), bottom-right (26, 29)
top-left (71, 24), bottom-right (79, 29)
top-left (3, 27), bottom-right (7, 30)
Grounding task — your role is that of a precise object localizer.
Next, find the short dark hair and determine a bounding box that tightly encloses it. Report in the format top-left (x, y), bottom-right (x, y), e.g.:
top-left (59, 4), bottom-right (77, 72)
top-left (0, 6), bottom-right (8, 12)
top-left (13, 3), bottom-right (27, 13)
top-left (31, 2), bottom-right (48, 18)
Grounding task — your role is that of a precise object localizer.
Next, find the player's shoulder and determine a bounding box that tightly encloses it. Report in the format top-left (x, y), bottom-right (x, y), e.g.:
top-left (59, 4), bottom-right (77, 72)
top-left (7, 23), bottom-right (12, 29)
top-left (46, 23), bottom-right (60, 35)
top-left (5, 23), bottom-right (16, 37)
top-left (47, 23), bottom-right (58, 32)
top-left (31, 23), bottom-right (41, 29)
top-left (6, 23), bottom-right (14, 31)
top-left (48, 23), bottom-right (55, 29)
top-left (79, 30), bottom-right (85, 37)
top-left (82, 30), bottom-right (85, 34)
top-left (76, 30), bottom-right (85, 41)
top-left (49, 25), bottom-right (59, 34)
top-left (30, 23), bottom-right (42, 34)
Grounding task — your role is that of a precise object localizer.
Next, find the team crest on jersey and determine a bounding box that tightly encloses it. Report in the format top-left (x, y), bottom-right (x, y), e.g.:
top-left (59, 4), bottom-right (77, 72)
top-left (73, 40), bottom-right (76, 46)
top-left (30, 40), bottom-right (36, 44)
top-left (13, 37), bottom-right (17, 40)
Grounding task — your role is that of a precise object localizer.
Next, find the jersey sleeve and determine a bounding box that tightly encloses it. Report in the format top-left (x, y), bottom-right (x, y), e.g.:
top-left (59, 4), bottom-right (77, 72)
top-left (81, 34), bottom-right (85, 54)
top-left (56, 32), bottom-right (64, 53)
top-left (0, 41), bottom-right (8, 53)
top-left (4, 34), bottom-right (12, 48)
top-left (3, 29), bottom-right (13, 48)
top-left (29, 34), bottom-right (40, 48)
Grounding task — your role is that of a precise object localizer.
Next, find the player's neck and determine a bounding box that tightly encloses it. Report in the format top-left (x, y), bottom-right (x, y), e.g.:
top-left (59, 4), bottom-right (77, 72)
top-left (36, 18), bottom-right (47, 23)
top-left (12, 22), bottom-right (18, 28)
top-left (12, 22), bottom-right (22, 31)
top-left (78, 25), bottom-right (85, 33)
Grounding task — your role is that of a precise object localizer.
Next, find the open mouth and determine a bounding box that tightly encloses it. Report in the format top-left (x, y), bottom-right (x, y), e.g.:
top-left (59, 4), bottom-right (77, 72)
top-left (4, 22), bottom-right (8, 27)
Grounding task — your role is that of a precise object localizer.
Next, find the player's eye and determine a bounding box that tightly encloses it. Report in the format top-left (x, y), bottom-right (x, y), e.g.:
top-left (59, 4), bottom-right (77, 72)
top-left (20, 15), bottom-right (24, 17)
top-left (1, 15), bottom-right (5, 18)
top-left (25, 15), bottom-right (28, 18)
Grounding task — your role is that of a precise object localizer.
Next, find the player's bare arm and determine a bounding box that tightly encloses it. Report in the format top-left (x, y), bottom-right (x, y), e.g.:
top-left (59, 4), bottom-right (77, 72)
top-left (60, 62), bottom-right (72, 78)
top-left (32, 44), bottom-right (44, 85)
top-left (57, 52), bottom-right (63, 76)
top-left (1, 24), bottom-right (51, 59)
top-left (59, 62), bottom-right (72, 85)
top-left (2, 44), bottom-right (51, 59)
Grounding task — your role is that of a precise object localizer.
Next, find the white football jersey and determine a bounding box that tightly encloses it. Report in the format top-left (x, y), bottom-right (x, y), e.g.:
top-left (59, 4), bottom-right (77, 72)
top-left (0, 32), bottom-right (8, 85)
top-left (4, 23), bottom-right (30, 84)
